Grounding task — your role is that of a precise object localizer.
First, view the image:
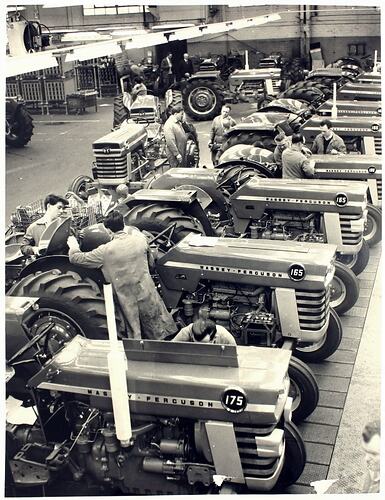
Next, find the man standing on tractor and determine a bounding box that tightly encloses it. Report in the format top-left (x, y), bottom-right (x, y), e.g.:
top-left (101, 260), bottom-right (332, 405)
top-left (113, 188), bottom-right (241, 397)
top-left (164, 104), bottom-right (189, 167)
top-left (311, 119), bottom-right (347, 155)
top-left (160, 52), bottom-right (175, 91)
top-left (20, 194), bottom-right (69, 256)
top-left (67, 211), bottom-right (177, 341)
top-left (179, 53), bottom-right (194, 80)
top-left (209, 104), bottom-right (236, 166)
top-left (282, 133), bottom-right (315, 179)
top-left (172, 319), bottom-right (236, 345)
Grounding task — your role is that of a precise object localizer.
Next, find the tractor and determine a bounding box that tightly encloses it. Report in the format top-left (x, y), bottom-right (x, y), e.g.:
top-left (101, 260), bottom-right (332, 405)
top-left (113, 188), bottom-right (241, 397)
top-left (5, 198), bottom-right (341, 423)
top-left (6, 97), bottom-right (34, 147)
top-left (218, 145), bottom-right (382, 248)
top-left (5, 295), bottom-right (306, 495)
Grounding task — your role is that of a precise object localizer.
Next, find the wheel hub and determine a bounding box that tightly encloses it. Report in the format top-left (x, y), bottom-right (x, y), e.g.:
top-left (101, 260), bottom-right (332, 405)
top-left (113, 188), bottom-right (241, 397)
top-left (330, 276), bottom-right (346, 308)
top-left (189, 87), bottom-right (216, 114)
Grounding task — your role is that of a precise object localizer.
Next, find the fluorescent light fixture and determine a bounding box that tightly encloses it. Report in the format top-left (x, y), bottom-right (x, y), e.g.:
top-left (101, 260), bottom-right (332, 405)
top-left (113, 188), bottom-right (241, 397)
top-left (61, 32), bottom-right (111, 42)
top-left (6, 53), bottom-right (58, 78)
top-left (111, 29), bottom-right (148, 37)
top-left (65, 42), bottom-right (121, 62)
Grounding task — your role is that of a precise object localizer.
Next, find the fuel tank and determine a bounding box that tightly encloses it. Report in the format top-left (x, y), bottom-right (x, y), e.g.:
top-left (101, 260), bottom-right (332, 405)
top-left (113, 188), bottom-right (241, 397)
top-left (28, 335), bottom-right (291, 426)
top-left (156, 232), bottom-right (335, 299)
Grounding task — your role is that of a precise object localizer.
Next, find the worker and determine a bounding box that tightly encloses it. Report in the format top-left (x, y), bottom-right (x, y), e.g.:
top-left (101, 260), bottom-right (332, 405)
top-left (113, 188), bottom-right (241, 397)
top-left (67, 210), bottom-right (176, 340)
top-left (172, 318), bottom-right (237, 345)
top-left (209, 104), bottom-right (236, 166)
top-left (163, 104), bottom-right (188, 167)
top-left (273, 132), bottom-right (291, 167)
top-left (20, 193), bottom-right (69, 256)
top-left (311, 119), bottom-right (347, 155)
top-left (282, 133), bottom-right (315, 179)
top-left (160, 52), bottom-right (175, 91)
top-left (179, 53), bottom-right (194, 80)
top-left (131, 77), bottom-right (147, 102)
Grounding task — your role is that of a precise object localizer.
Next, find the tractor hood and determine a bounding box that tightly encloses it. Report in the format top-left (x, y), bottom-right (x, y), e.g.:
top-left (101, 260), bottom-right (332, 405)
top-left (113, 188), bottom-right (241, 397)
top-left (337, 82), bottom-right (381, 101)
top-left (317, 99), bottom-right (381, 117)
top-left (28, 335), bottom-right (291, 425)
top-left (157, 232), bottom-right (336, 297)
top-left (312, 154), bottom-right (382, 180)
top-left (230, 68), bottom-right (281, 80)
top-left (230, 177), bottom-right (368, 219)
top-left (93, 122), bottom-right (147, 152)
top-left (240, 112), bottom-right (294, 127)
top-left (301, 116), bottom-right (381, 137)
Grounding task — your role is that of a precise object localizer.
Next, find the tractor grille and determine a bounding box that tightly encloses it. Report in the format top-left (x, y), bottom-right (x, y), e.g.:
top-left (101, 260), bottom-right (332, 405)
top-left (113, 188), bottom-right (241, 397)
top-left (374, 137), bottom-right (382, 155)
top-left (377, 178), bottom-right (382, 201)
top-left (130, 111), bottom-right (157, 123)
top-left (93, 147), bottom-right (128, 181)
top-left (295, 288), bottom-right (329, 331)
top-left (339, 213), bottom-right (364, 245)
top-left (234, 424), bottom-right (281, 479)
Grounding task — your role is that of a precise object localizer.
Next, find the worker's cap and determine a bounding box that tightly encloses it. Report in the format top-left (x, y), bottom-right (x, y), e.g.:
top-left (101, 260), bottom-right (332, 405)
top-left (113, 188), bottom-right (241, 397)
top-left (274, 133), bottom-right (287, 145)
top-left (116, 184), bottom-right (129, 197)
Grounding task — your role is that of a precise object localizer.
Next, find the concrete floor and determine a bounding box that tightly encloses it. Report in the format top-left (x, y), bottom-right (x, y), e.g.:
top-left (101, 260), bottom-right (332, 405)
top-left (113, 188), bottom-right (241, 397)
top-left (5, 97), bottom-right (382, 495)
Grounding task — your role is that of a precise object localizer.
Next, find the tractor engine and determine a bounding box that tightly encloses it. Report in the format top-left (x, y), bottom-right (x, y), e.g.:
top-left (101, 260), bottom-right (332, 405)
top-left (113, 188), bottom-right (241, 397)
top-left (179, 281), bottom-right (277, 346)
top-left (246, 211), bottom-right (324, 243)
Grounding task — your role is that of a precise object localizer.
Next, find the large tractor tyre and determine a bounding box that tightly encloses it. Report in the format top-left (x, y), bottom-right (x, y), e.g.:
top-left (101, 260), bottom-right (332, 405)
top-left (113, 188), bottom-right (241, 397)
top-left (329, 261), bottom-right (360, 315)
top-left (183, 80), bottom-right (224, 121)
top-left (113, 94), bottom-right (129, 128)
top-left (125, 203), bottom-right (206, 241)
top-left (182, 121), bottom-right (200, 168)
top-left (294, 308), bottom-right (342, 363)
top-left (364, 204), bottom-right (382, 247)
top-left (278, 87), bottom-right (325, 105)
top-left (275, 422), bottom-right (306, 490)
top-left (220, 133), bottom-right (275, 156)
top-left (67, 175), bottom-right (94, 200)
top-left (288, 357), bottom-right (319, 424)
top-left (6, 105), bottom-right (34, 148)
top-left (7, 269), bottom-right (126, 341)
top-left (336, 238), bottom-right (370, 276)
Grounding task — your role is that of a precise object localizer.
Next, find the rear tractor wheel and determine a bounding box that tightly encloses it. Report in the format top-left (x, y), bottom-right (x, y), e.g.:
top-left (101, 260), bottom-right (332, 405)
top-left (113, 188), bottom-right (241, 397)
top-left (6, 105), bottom-right (34, 148)
top-left (183, 80), bottom-right (224, 121)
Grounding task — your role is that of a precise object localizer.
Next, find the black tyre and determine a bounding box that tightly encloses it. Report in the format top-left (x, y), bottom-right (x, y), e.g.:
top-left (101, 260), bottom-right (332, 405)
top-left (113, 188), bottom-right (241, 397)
top-left (279, 87), bottom-right (325, 105)
top-left (289, 357), bottom-right (319, 423)
top-left (7, 269), bottom-right (126, 340)
top-left (220, 132), bottom-right (275, 155)
top-left (294, 308), bottom-right (342, 363)
top-left (182, 121), bottom-right (200, 168)
top-left (276, 422), bottom-right (306, 489)
top-left (364, 204), bottom-right (382, 247)
top-left (125, 218), bottom-right (186, 254)
top-left (329, 262), bottom-right (359, 315)
top-left (336, 238), bottom-right (370, 276)
top-left (67, 175), bottom-right (93, 200)
top-left (183, 79), bottom-right (224, 121)
top-left (125, 203), bottom-right (205, 241)
top-left (113, 94), bottom-right (129, 128)
top-left (6, 105), bottom-right (34, 147)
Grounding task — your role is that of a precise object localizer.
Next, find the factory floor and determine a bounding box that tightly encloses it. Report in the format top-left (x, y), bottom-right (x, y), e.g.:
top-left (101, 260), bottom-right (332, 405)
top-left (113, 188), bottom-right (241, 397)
top-left (5, 97), bottom-right (382, 495)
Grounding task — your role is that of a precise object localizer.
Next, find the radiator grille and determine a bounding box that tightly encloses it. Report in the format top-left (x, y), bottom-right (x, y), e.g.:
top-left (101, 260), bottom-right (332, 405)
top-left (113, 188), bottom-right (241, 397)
top-left (234, 424), bottom-right (281, 479)
top-left (376, 178), bottom-right (382, 201)
top-left (295, 288), bottom-right (329, 331)
top-left (374, 137), bottom-right (382, 155)
top-left (93, 146), bottom-right (128, 180)
top-left (339, 213), bottom-right (364, 245)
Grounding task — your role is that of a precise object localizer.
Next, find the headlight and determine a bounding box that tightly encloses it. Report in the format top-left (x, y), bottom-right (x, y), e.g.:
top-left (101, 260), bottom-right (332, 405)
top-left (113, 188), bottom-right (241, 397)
top-left (325, 263), bottom-right (335, 287)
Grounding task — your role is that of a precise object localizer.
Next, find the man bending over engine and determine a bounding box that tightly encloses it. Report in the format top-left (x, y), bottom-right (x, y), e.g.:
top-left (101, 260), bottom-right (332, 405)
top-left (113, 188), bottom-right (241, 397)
top-left (67, 211), bottom-right (176, 340)
top-left (172, 318), bottom-right (236, 345)
top-left (20, 193), bottom-right (69, 256)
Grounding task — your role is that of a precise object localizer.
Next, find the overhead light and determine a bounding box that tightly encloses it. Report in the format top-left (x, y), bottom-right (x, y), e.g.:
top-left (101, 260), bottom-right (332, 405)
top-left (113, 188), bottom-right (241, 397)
top-left (65, 42), bottom-right (121, 62)
top-left (7, 53), bottom-right (58, 78)
top-left (61, 32), bottom-right (112, 42)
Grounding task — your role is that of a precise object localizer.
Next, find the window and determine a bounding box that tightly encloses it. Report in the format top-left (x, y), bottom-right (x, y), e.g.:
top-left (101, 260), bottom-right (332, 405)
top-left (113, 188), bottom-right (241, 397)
top-left (348, 43), bottom-right (366, 56)
top-left (83, 5), bottom-right (148, 16)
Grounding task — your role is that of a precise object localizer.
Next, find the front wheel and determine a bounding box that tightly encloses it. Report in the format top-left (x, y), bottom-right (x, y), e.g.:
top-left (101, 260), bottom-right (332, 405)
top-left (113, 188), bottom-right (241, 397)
top-left (289, 357), bottom-right (319, 423)
top-left (336, 238), bottom-right (370, 276)
top-left (364, 204), bottom-right (382, 247)
top-left (6, 105), bottom-right (34, 147)
top-left (329, 261), bottom-right (360, 315)
top-left (67, 175), bottom-right (93, 200)
top-left (276, 422), bottom-right (306, 489)
top-left (294, 308), bottom-right (342, 363)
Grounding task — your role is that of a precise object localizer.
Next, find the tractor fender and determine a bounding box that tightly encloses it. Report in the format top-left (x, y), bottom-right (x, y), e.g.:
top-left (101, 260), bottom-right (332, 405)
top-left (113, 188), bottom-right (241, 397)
top-left (19, 255), bottom-right (105, 288)
top-left (220, 144), bottom-right (275, 165)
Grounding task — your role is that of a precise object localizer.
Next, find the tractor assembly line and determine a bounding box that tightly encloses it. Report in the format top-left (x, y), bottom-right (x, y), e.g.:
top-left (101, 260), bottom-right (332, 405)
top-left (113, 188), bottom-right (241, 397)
top-left (5, 14), bottom-right (382, 496)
